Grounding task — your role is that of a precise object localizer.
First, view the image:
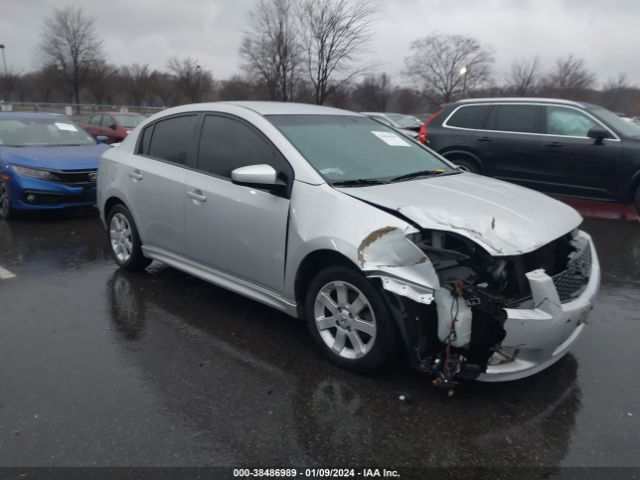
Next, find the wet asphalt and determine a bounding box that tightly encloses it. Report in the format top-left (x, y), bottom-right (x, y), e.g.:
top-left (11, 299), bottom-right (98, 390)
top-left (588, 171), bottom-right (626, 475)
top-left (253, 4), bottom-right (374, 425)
top-left (0, 206), bottom-right (638, 472)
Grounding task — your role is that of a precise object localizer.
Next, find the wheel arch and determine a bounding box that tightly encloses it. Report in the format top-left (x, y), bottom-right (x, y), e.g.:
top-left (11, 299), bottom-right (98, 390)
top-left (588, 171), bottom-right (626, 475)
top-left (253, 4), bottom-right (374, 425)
top-left (625, 169), bottom-right (640, 203)
top-left (439, 148), bottom-right (484, 171)
top-left (294, 249), bottom-right (360, 316)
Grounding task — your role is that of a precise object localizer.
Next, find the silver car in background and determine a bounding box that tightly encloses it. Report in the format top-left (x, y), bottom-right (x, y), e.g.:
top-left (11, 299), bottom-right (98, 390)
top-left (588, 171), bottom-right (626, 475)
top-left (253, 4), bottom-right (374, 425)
top-left (97, 102), bottom-right (600, 386)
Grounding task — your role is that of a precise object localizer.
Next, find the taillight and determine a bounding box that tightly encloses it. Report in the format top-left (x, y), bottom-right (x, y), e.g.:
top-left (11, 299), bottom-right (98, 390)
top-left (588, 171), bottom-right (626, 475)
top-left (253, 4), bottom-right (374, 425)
top-left (419, 108), bottom-right (443, 144)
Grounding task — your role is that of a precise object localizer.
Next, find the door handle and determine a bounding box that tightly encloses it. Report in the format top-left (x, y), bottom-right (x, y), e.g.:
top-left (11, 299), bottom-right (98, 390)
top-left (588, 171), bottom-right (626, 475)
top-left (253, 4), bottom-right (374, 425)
top-left (544, 142), bottom-right (563, 148)
top-left (477, 136), bottom-right (492, 143)
top-left (128, 170), bottom-right (143, 181)
top-left (188, 190), bottom-right (207, 203)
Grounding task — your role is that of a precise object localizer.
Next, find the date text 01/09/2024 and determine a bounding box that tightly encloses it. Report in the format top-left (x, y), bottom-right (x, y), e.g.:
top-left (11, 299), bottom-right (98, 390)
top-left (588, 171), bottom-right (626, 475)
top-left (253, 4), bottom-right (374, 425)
top-left (232, 468), bottom-right (401, 478)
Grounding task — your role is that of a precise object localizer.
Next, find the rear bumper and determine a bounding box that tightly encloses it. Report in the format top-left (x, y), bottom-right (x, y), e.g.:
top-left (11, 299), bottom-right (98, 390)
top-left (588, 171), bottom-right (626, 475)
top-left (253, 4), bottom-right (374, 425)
top-left (8, 175), bottom-right (97, 210)
top-left (478, 231), bottom-right (600, 382)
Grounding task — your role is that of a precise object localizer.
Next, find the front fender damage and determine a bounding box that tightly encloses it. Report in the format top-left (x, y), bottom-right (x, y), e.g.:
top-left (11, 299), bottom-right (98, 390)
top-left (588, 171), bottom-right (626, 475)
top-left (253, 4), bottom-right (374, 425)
top-left (356, 225), bottom-right (509, 390)
top-left (357, 226), bottom-right (440, 305)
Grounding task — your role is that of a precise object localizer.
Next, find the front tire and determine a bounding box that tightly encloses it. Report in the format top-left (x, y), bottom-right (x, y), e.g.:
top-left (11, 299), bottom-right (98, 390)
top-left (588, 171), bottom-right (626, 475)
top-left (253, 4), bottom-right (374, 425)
top-left (107, 204), bottom-right (152, 271)
top-left (0, 180), bottom-right (14, 220)
top-left (304, 266), bottom-right (397, 372)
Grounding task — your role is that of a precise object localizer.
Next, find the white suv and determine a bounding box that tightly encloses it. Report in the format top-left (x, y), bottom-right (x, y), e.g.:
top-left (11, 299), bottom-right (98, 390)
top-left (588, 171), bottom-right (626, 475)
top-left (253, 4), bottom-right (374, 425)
top-left (98, 102), bottom-right (600, 385)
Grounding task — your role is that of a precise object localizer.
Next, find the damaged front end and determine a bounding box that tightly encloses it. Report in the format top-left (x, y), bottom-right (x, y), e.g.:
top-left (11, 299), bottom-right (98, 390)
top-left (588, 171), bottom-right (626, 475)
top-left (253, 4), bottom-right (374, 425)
top-left (359, 225), bottom-right (600, 387)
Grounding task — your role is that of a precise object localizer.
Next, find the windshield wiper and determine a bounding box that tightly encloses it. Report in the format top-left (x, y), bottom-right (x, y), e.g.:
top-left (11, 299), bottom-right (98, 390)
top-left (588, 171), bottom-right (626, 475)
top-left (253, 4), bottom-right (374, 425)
top-left (389, 169), bottom-right (448, 182)
top-left (331, 178), bottom-right (389, 187)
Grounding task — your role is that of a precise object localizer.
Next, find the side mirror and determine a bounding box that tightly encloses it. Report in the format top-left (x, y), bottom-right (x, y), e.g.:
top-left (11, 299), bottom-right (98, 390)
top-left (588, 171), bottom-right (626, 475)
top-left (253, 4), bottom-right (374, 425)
top-left (231, 164), bottom-right (278, 186)
top-left (96, 135), bottom-right (109, 144)
top-left (110, 124), bottom-right (117, 130)
top-left (587, 127), bottom-right (610, 145)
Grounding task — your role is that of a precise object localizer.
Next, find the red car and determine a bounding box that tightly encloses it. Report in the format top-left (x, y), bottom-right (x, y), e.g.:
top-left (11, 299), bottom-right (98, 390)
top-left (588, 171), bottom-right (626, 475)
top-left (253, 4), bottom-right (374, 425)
top-left (83, 112), bottom-right (146, 144)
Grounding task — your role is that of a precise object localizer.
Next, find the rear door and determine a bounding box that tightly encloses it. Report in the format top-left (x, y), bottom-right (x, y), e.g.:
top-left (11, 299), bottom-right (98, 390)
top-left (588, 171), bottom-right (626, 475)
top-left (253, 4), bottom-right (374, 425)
top-left (184, 113), bottom-right (293, 293)
top-left (86, 114), bottom-right (103, 137)
top-left (101, 114), bottom-right (119, 143)
top-left (433, 104), bottom-right (491, 152)
top-left (474, 104), bottom-right (544, 183)
top-left (126, 114), bottom-right (199, 255)
top-left (537, 105), bottom-right (623, 199)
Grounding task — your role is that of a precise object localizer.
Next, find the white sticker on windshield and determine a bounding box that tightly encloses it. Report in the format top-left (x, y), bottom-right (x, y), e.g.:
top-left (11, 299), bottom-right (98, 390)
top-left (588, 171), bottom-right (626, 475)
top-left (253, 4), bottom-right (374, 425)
top-left (55, 122), bottom-right (78, 132)
top-left (371, 131), bottom-right (410, 147)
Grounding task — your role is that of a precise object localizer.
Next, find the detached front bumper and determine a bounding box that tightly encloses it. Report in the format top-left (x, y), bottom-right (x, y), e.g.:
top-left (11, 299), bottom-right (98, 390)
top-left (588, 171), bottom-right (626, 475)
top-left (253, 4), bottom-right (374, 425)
top-left (478, 231), bottom-right (600, 382)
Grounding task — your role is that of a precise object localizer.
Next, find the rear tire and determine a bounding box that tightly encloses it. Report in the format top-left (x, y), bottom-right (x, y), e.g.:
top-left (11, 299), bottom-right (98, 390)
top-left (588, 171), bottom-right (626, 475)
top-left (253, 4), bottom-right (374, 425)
top-left (448, 156), bottom-right (481, 174)
top-left (0, 180), bottom-right (14, 220)
top-left (304, 266), bottom-right (397, 372)
top-left (106, 204), bottom-right (152, 271)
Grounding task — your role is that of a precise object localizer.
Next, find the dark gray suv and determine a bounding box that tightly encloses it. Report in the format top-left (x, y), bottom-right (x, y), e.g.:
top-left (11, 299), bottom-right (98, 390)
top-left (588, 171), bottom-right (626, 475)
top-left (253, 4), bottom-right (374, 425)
top-left (419, 98), bottom-right (640, 212)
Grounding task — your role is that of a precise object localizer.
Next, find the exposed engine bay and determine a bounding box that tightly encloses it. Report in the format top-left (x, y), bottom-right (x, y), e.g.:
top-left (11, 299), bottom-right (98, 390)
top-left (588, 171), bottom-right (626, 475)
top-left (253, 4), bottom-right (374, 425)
top-left (377, 228), bottom-right (593, 391)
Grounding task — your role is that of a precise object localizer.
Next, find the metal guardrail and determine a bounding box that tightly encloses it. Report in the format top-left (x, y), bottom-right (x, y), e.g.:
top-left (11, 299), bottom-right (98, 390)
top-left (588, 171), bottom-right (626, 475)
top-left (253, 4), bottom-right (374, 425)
top-left (0, 101), bottom-right (165, 121)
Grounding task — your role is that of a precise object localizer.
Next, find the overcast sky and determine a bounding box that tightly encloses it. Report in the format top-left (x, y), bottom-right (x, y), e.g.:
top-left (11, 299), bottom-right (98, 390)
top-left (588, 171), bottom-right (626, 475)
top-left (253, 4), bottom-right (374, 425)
top-left (1, 0), bottom-right (638, 88)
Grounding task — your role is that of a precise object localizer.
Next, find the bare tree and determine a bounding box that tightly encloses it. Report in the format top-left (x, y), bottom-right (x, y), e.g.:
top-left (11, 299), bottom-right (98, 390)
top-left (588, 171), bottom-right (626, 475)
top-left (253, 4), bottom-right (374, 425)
top-left (603, 72), bottom-right (630, 92)
top-left (544, 54), bottom-right (596, 92)
top-left (86, 60), bottom-right (117, 105)
top-left (352, 73), bottom-right (392, 111)
top-left (405, 33), bottom-right (494, 104)
top-left (601, 73), bottom-right (636, 113)
top-left (167, 57), bottom-right (213, 103)
top-left (240, 0), bottom-right (300, 101)
top-left (149, 71), bottom-right (179, 107)
top-left (506, 57), bottom-right (542, 96)
top-left (217, 76), bottom-right (256, 101)
top-left (298, 0), bottom-right (375, 105)
top-left (38, 6), bottom-right (104, 109)
top-left (122, 63), bottom-right (152, 106)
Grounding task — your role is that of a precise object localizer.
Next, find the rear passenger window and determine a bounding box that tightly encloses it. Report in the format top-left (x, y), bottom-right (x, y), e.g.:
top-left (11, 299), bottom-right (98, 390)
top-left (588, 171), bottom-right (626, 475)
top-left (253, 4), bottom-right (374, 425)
top-left (197, 115), bottom-right (292, 181)
top-left (147, 115), bottom-right (197, 165)
top-left (486, 105), bottom-right (542, 134)
top-left (446, 105), bottom-right (490, 129)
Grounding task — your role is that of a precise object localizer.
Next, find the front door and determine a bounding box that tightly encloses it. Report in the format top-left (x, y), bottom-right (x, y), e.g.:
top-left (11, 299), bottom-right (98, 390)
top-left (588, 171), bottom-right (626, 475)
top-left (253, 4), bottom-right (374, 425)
top-left (537, 105), bottom-right (623, 200)
top-left (184, 114), bottom-right (293, 293)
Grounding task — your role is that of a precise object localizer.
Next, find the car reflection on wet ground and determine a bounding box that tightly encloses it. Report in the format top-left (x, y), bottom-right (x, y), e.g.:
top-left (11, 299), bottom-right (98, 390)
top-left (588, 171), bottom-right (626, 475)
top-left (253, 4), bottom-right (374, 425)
top-left (0, 202), bottom-right (638, 472)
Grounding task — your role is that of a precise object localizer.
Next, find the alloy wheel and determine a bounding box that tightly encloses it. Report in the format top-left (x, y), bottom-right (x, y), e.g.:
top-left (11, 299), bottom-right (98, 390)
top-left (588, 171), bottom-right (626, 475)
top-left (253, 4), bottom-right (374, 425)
top-left (109, 213), bottom-right (134, 263)
top-left (313, 280), bottom-right (377, 360)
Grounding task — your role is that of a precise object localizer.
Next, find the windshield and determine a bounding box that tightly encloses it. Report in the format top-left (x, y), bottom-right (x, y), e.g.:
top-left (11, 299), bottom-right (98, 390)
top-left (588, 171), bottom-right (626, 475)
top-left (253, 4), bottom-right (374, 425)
top-left (588, 106), bottom-right (640, 139)
top-left (0, 118), bottom-right (96, 147)
top-left (268, 114), bottom-right (457, 184)
top-left (113, 114), bottom-right (146, 128)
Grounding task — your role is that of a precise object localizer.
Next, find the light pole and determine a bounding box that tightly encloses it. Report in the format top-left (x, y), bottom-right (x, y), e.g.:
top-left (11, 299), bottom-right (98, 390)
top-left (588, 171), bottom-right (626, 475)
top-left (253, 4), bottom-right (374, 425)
top-left (0, 44), bottom-right (7, 102)
top-left (459, 66), bottom-right (468, 98)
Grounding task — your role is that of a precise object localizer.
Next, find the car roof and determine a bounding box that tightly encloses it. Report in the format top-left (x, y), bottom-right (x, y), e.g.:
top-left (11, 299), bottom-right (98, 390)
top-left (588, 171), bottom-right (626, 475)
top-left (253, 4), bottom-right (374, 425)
top-left (0, 112), bottom-right (67, 120)
top-left (163, 101), bottom-right (360, 117)
top-left (450, 97), bottom-right (586, 108)
top-left (97, 112), bottom-right (144, 116)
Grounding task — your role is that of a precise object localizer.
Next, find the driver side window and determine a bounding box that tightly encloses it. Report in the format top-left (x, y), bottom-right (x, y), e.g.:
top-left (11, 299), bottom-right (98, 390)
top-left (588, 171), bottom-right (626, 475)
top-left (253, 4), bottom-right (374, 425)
top-left (196, 114), bottom-right (293, 183)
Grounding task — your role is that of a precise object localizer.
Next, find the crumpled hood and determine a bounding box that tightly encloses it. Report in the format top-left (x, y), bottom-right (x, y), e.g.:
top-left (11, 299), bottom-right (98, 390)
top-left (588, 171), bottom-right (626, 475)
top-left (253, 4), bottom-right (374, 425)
top-left (1, 144), bottom-right (109, 171)
top-left (338, 173), bottom-right (583, 256)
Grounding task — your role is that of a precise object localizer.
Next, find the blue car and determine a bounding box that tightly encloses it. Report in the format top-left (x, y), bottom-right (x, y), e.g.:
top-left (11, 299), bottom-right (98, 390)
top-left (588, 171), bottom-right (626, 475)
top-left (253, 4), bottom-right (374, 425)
top-left (0, 113), bottom-right (109, 220)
